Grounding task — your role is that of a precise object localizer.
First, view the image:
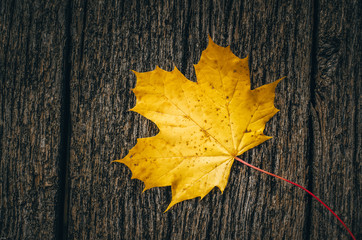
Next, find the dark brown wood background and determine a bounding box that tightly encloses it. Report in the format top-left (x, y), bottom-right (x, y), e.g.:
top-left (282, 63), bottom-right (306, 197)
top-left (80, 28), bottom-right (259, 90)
top-left (1, 0), bottom-right (360, 239)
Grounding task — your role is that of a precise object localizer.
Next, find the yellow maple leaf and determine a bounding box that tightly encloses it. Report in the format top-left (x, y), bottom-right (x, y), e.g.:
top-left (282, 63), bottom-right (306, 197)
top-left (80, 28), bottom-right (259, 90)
top-left (115, 37), bottom-right (282, 211)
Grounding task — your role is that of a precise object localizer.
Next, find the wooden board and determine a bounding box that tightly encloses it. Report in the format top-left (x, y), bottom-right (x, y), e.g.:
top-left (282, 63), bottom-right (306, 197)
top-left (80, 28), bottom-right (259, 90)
top-left (0, 0), bottom-right (68, 239)
top-left (1, 0), bottom-right (359, 239)
top-left (310, 0), bottom-right (361, 239)
top-left (67, 0), bottom-right (317, 239)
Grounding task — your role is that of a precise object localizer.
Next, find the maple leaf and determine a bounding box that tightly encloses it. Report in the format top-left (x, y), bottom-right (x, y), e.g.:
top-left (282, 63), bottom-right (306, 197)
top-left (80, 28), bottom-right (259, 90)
top-left (114, 37), bottom-right (356, 240)
top-left (115, 37), bottom-right (281, 211)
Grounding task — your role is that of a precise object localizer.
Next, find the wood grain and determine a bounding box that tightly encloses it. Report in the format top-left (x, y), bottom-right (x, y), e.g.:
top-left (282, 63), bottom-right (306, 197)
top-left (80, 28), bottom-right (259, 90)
top-left (1, 0), bottom-right (360, 239)
top-left (0, 0), bottom-right (68, 239)
top-left (67, 0), bottom-right (317, 239)
top-left (310, 0), bottom-right (361, 239)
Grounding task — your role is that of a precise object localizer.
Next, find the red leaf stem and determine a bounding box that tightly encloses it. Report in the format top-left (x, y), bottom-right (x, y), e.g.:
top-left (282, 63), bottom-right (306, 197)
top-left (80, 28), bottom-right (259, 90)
top-left (234, 156), bottom-right (355, 240)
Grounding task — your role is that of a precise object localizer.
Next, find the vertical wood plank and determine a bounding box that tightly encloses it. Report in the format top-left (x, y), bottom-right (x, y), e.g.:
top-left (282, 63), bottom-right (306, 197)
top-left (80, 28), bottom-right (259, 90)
top-left (0, 0), bottom-right (68, 239)
top-left (67, 0), bottom-right (317, 239)
top-left (311, 0), bottom-right (361, 239)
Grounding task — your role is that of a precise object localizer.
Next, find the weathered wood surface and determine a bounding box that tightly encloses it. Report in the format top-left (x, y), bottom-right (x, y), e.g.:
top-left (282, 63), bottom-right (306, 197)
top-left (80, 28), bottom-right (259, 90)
top-left (1, 0), bottom-right (360, 239)
top-left (310, 0), bottom-right (361, 239)
top-left (0, 0), bottom-right (68, 239)
top-left (66, 0), bottom-right (337, 239)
